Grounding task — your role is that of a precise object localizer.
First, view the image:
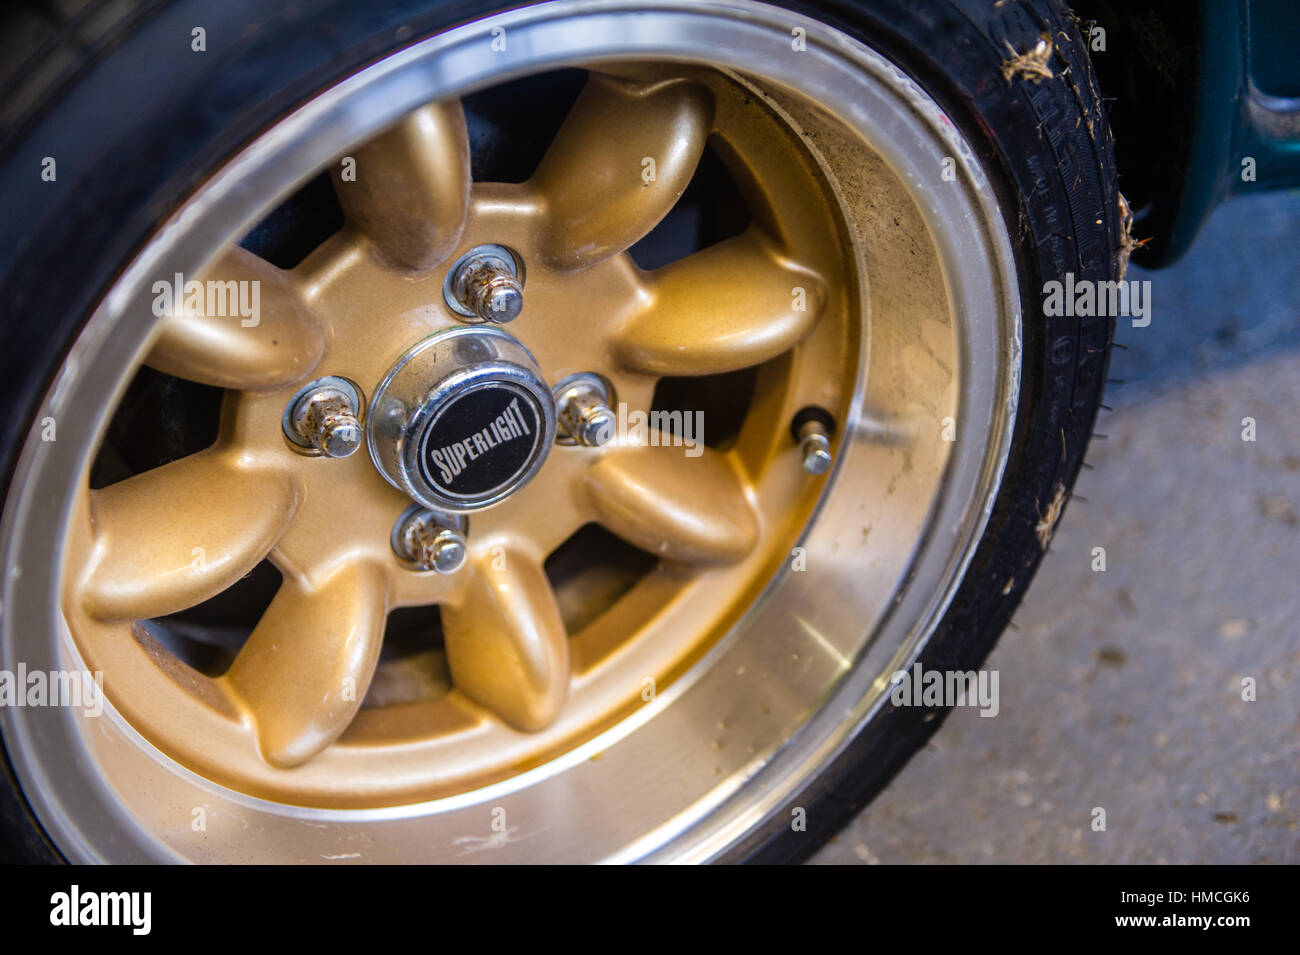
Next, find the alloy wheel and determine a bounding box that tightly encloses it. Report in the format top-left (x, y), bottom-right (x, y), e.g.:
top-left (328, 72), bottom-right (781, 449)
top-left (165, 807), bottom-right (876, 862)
top-left (0, 0), bottom-right (1020, 862)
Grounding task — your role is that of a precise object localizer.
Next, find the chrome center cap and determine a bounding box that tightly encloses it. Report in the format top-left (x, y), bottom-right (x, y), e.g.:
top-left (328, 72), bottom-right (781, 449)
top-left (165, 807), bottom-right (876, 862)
top-left (367, 327), bottom-right (556, 512)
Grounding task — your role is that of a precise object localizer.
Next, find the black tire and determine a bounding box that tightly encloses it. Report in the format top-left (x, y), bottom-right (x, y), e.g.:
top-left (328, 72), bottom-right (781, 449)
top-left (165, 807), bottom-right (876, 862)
top-left (0, 0), bottom-right (1118, 863)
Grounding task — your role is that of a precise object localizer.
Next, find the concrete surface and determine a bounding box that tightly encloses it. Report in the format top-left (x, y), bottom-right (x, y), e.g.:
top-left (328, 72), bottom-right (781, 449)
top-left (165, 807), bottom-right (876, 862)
top-left (811, 190), bottom-right (1300, 864)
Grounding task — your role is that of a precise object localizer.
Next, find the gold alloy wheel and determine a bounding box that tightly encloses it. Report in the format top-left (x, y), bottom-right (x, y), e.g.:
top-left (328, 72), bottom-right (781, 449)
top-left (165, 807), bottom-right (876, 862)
top-left (60, 64), bottom-right (856, 805)
top-left (0, 0), bottom-right (1022, 862)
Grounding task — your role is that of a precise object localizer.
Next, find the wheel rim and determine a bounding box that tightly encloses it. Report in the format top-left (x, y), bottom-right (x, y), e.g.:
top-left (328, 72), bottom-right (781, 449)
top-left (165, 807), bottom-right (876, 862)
top-left (0, 0), bottom-right (1019, 862)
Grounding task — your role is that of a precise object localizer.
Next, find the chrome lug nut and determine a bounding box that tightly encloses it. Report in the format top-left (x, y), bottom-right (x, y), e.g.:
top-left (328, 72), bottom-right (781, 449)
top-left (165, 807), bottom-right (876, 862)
top-left (445, 244), bottom-right (525, 324)
top-left (477, 274), bottom-right (524, 324)
top-left (393, 506), bottom-right (468, 574)
top-left (422, 529), bottom-right (468, 575)
top-left (791, 406), bottom-right (836, 475)
top-left (283, 376), bottom-right (365, 458)
top-left (554, 373), bottom-right (617, 447)
top-left (565, 400), bottom-right (617, 448)
top-left (315, 415), bottom-right (363, 458)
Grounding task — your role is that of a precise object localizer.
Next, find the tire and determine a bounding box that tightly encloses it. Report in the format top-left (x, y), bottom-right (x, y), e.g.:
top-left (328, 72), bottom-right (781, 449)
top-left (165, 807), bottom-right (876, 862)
top-left (0, 0), bottom-right (1118, 863)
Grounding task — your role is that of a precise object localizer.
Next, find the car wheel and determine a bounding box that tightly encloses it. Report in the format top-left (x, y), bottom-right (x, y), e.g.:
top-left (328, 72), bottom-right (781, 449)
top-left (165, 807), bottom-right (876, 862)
top-left (0, 0), bottom-right (1119, 863)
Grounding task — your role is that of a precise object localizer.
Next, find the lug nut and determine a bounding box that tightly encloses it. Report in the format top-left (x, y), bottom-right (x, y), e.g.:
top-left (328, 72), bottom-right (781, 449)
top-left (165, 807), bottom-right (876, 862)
top-left (564, 399), bottom-right (617, 447)
top-left (283, 377), bottom-right (364, 458)
top-left (476, 274), bottom-right (524, 324)
top-left (791, 406), bottom-right (836, 475)
top-left (445, 245), bottom-right (525, 324)
top-left (420, 528), bottom-right (468, 575)
top-left (554, 373), bottom-right (616, 447)
top-left (393, 507), bottom-right (468, 574)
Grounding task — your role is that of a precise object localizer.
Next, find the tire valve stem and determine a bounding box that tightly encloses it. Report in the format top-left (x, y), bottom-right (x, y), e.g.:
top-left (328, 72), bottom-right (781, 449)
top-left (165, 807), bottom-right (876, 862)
top-left (283, 376), bottom-right (364, 459)
top-left (394, 508), bottom-right (468, 574)
top-left (791, 406), bottom-right (836, 475)
top-left (554, 373), bottom-right (617, 447)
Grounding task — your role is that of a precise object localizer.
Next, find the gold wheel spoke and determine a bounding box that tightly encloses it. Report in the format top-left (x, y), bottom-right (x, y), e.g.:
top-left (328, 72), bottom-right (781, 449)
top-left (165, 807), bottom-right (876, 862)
top-left (225, 561), bottom-right (387, 769)
top-left (145, 246), bottom-right (325, 390)
top-left (81, 452), bottom-right (299, 622)
top-left (55, 53), bottom-right (867, 811)
top-left (583, 444), bottom-right (759, 565)
top-left (533, 75), bottom-right (712, 270)
top-left (441, 549), bottom-right (570, 732)
top-left (614, 231), bottom-right (827, 376)
top-left (333, 101), bottom-right (471, 272)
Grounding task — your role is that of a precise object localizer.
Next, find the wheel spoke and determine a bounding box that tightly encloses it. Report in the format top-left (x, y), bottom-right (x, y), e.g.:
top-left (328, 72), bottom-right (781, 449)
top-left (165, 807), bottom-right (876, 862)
top-left (532, 75), bottom-right (712, 270)
top-left (145, 246), bottom-right (326, 390)
top-left (441, 549), bottom-right (569, 732)
top-left (333, 101), bottom-right (471, 272)
top-left (80, 452), bottom-right (299, 622)
top-left (614, 231), bottom-right (827, 376)
top-left (583, 444), bottom-right (759, 565)
top-left (225, 562), bottom-right (387, 769)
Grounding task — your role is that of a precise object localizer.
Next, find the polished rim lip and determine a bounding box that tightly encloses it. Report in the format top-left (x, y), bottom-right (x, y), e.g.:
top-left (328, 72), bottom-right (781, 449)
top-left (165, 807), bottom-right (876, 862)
top-left (0, 0), bottom-right (1020, 862)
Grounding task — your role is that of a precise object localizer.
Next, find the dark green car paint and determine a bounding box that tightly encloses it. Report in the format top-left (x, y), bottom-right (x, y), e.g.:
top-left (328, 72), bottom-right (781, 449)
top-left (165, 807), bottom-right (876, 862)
top-left (1080, 0), bottom-right (1300, 266)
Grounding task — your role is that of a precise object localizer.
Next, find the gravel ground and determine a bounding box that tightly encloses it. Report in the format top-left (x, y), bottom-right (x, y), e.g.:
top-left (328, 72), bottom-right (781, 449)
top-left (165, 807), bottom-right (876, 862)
top-left (811, 190), bottom-right (1300, 864)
